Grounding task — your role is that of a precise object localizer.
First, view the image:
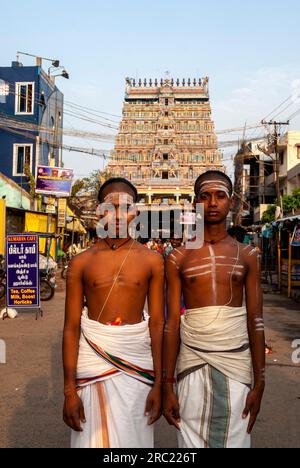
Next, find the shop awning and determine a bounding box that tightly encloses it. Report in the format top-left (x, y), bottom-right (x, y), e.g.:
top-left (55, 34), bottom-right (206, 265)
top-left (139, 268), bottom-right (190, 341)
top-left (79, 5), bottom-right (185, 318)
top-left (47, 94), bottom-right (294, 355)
top-left (66, 207), bottom-right (87, 234)
top-left (276, 214), bottom-right (300, 223)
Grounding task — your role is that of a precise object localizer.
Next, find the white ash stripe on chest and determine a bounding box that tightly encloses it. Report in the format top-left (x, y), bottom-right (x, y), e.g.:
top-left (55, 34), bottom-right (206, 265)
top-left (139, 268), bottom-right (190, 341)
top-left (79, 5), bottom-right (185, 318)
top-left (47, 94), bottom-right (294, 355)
top-left (183, 264), bottom-right (245, 274)
top-left (209, 245), bottom-right (217, 302)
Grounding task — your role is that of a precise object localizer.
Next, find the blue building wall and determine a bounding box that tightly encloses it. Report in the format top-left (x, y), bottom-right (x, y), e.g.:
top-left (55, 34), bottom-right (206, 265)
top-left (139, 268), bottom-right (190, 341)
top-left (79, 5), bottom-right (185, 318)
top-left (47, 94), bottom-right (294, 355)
top-left (0, 62), bottom-right (63, 192)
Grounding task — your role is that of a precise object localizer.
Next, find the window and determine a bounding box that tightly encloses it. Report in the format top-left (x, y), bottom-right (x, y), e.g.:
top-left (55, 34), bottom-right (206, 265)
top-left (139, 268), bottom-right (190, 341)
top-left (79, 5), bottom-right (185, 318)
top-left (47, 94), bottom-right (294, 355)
top-left (164, 139), bottom-right (169, 146)
top-left (15, 82), bottom-right (34, 114)
top-left (279, 151), bottom-right (284, 165)
top-left (163, 153), bottom-right (169, 161)
top-left (13, 144), bottom-right (33, 176)
top-left (0, 80), bottom-right (9, 104)
top-left (162, 171), bottom-right (169, 180)
top-left (165, 98), bottom-right (169, 106)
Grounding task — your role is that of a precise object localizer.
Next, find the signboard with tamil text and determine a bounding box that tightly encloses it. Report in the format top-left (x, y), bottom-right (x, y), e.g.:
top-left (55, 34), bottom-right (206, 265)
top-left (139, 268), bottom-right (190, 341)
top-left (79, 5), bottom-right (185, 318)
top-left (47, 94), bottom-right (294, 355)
top-left (6, 235), bottom-right (40, 308)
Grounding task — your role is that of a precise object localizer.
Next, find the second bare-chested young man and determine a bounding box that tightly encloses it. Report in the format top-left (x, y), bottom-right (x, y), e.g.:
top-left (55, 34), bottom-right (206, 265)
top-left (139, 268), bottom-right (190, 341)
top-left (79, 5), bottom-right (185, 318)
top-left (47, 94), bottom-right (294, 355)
top-left (63, 178), bottom-right (164, 448)
top-left (163, 170), bottom-right (265, 449)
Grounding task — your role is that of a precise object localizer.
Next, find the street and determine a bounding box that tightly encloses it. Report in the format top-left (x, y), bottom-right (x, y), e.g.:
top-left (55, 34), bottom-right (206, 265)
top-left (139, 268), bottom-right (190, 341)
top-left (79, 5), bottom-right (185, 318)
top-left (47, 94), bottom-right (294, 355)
top-left (0, 279), bottom-right (299, 449)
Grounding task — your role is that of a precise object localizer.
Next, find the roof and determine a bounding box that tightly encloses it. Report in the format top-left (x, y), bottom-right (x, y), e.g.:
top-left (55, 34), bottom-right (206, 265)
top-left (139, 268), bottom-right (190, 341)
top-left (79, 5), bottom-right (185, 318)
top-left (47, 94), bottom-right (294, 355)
top-left (276, 214), bottom-right (300, 223)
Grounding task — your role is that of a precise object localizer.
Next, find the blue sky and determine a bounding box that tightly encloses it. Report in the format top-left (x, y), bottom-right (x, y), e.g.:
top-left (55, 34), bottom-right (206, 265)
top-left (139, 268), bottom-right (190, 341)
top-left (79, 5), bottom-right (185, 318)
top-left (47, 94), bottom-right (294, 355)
top-left (1, 0), bottom-right (300, 179)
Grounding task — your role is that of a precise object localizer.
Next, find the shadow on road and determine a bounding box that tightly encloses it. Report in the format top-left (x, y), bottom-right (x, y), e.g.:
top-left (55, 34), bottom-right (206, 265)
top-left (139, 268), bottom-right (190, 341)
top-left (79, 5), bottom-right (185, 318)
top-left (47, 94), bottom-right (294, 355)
top-left (7, 337), bottom-right (69, 448)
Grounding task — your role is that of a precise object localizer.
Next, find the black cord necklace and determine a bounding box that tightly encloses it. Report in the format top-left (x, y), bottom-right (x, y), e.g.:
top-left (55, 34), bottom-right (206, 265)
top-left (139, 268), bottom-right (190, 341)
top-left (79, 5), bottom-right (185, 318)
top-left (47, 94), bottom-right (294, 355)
top-left (204, 234), bottom-right (229, 245)
top-left (103, 237), bottom-right (133, 251)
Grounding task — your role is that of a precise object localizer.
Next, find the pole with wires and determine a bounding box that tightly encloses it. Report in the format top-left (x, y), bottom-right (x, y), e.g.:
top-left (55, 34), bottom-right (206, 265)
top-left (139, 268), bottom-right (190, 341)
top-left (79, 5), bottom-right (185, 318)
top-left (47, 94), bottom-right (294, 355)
top-left (261, 120), bottom-right (290, 218)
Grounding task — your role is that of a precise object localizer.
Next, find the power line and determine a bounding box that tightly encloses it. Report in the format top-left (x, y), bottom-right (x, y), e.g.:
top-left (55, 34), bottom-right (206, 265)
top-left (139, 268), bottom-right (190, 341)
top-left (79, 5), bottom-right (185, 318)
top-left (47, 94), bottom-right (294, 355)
top-left (0, 124), bottom-right (111, 159)
top-left (64, 102), bottom-right (121, 123)
top-left (2, 80), bottom-right (120, 130)
top-left (64, 100), bottom-right (121, 119)
top-left (0, 113), bottom-right (116, 142)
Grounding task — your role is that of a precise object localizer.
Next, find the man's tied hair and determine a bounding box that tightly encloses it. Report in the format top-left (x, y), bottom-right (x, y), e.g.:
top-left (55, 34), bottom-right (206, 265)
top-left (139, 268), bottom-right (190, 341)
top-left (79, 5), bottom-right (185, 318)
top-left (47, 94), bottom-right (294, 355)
top-left (194, 170), bottom-right (233, 197)
top-left (98, 177), bottom-right (138, 203)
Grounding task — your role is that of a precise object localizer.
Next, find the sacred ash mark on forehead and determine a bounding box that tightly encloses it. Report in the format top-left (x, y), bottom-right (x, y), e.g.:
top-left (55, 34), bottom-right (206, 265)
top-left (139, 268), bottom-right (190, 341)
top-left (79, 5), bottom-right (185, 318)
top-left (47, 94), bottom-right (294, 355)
top-left (198, 179), bottom-right (231, 199)
top-left (103, 192), bottom-right (135, 204)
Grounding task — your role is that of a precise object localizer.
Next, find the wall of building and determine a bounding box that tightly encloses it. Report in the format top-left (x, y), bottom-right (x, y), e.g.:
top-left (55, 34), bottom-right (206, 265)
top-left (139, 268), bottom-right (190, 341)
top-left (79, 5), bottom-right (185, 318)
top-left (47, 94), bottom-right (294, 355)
top-left (279, 132), bottom-right (300, 195)
top-left (0, 63), bottom-right (63, 192)
top-left (0, 172), bottom-right (31, 210)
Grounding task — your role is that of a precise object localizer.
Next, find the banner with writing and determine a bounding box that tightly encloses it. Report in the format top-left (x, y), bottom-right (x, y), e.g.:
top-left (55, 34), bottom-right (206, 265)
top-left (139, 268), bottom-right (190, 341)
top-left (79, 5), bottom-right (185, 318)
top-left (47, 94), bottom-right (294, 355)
top-left (6, 235), bottom-right (40, 308)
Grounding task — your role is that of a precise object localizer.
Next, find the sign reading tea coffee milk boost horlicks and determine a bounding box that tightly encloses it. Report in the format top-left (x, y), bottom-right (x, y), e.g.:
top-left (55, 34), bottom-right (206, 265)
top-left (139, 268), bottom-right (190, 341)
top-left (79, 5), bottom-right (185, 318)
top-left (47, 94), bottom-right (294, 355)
top-left (6, 235), bottom-right (40, 308)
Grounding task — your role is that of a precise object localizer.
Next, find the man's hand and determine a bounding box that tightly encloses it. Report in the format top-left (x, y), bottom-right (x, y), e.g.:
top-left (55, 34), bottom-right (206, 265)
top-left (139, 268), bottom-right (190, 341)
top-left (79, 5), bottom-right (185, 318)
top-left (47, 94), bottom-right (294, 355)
top-left (63, 394), bottom-right (86, 432)
top-left (163, 388), bottom-right (181, 430)
top-left (145, 385), bottom-right (162, 426)
top-left (242, 385), bottom-right (265, 434)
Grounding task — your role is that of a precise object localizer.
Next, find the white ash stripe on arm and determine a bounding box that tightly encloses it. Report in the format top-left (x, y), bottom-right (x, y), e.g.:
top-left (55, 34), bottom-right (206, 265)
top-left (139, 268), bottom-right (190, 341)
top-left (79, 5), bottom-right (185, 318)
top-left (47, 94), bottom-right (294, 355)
top-left (168, 259), bottom-right (180, 270)
top-left (254, 318), bottom-right (265, 332)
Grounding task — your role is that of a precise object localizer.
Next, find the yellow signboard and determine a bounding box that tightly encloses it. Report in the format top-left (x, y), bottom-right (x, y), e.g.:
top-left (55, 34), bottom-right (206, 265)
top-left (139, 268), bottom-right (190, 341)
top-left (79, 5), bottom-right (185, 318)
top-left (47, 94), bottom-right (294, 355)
top-left (24, 212), bottom-right (56, 258)
top-left (57, 198), bottom-right (67, 228)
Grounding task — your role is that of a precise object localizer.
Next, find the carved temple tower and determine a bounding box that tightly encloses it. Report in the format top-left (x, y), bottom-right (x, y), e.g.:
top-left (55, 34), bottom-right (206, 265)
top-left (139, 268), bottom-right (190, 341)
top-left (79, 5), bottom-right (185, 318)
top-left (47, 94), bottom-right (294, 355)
top-left (108, 76), bottom-right (224, 205)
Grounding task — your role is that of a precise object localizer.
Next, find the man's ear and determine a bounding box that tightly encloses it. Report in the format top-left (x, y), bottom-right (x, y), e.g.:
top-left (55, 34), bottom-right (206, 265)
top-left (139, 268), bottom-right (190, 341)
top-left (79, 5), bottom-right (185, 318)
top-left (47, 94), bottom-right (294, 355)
top-left (229, 196), bottom-right (234, 210)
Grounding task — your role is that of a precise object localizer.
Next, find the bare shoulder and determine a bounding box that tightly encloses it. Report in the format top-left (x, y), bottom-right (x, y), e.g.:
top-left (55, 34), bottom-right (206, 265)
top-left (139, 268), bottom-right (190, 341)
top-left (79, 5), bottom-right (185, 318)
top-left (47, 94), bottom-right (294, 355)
top-left (68, 247), bottom-right (94, 271)
top-left (240, 244), bottom-right (261, 268)
top-left (132, 242), bottom-right (164, 278)
top-left (135, 242), bottom-right (164, 267)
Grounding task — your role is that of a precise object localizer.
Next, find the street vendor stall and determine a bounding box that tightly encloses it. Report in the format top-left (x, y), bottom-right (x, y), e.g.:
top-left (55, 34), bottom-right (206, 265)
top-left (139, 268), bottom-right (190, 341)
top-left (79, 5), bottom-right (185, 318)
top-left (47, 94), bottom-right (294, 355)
top-left (65, 207), bottom-right (87, 247)
top-left (276, 215), bottom-right (300, 299)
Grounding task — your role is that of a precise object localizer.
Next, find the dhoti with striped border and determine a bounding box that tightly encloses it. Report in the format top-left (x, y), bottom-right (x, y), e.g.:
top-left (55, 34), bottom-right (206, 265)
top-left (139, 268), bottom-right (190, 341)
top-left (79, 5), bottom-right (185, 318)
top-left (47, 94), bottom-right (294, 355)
top-left (177, 306), bottom-right (252, 449)
top-left (71, 310), bottom-right (155, 449)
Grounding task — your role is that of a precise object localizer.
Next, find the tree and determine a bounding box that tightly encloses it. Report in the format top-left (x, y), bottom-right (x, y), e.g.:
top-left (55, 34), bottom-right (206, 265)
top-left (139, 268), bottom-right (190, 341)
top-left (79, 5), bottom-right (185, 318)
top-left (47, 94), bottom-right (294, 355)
top-left (282, 189), bottom-right (300, 216)
top-left (261, 189), bottom-right (300, 223)
top-left (71, 169), bottom-right (112, 199)
top-left (24, 163), bottom-right (40, 200)
top-left (261, 205), bottom-right (276, 224)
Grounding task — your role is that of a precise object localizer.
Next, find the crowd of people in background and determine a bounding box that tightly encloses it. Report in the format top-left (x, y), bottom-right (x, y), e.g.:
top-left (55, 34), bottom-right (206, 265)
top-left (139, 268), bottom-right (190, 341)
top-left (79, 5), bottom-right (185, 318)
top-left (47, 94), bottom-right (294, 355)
top-left (138, 226), bottom-right (259, 259)
top-left (143, 238), bottom-right (183, 258)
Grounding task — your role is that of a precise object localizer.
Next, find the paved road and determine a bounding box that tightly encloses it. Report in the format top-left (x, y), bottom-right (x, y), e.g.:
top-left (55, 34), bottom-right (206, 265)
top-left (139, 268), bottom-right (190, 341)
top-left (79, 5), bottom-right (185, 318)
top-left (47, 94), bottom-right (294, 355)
top-left (0, 281), bottom-right (299, 448)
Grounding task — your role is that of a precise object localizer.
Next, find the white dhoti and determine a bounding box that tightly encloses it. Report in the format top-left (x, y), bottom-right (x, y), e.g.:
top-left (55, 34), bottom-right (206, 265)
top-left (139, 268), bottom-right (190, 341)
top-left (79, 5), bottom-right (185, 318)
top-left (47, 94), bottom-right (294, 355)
top-left (176, 306), bottom-right (252, 449)
top-left (71, 310), bottom-right (155, 449)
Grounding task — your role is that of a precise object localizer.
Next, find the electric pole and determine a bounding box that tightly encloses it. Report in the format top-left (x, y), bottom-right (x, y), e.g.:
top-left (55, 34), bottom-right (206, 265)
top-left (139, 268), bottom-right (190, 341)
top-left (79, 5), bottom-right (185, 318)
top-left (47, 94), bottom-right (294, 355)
top-left (261, 120), bottom-right (290, 215)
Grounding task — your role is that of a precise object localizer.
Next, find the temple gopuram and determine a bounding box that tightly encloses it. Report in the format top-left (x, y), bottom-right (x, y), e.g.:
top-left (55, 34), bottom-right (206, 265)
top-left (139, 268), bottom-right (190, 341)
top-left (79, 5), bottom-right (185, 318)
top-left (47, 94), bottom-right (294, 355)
top-left (108, 76), bottom-right (225, 206)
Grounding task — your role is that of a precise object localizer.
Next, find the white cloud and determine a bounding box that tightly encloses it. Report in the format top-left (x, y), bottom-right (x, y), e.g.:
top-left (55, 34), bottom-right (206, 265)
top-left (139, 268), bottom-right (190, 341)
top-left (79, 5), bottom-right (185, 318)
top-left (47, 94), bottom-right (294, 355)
top-left (232, 87), bottom-right (252, 96)
top-left (214, 65), bottom-right (300, 132)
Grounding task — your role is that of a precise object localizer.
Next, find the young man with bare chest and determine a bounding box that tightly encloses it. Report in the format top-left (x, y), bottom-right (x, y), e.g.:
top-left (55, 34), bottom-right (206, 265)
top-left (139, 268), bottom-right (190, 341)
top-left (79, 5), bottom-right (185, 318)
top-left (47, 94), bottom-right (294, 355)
top-left (63, 178), bottom-right (164, 448)
top-left (163, 171), bottom-right (265, 449)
